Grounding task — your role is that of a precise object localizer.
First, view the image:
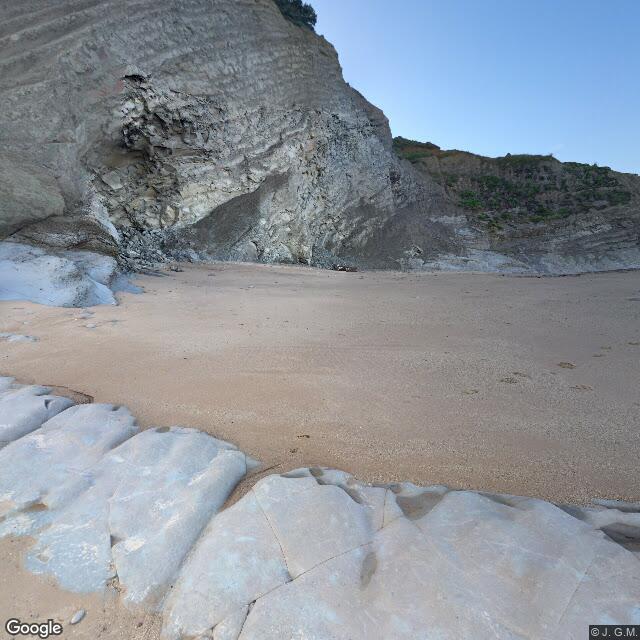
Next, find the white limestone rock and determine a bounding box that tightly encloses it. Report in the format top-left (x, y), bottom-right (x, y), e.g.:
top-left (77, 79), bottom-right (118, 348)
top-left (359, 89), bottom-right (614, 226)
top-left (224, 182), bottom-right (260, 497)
top-left (253, 473), bottom-right (376, 578)
top-left (237, 540), bottom-right (374, 640)
top-left (162, 490), bottom-right (290, 639)
top-left (0, 241), bottom-right (128, 307)
top-left (0, 379), bottom-right (637, 639)
top-left (212, 606), bottom-right (249, 640)
top-left (26, 427), bottom-right (252, 604)
top-left (0, 376), bottom-right (15, 392)
top-left (0, 404), bottom-right (138, 536)
top-left (163, 469), bottom-right (640, 640)
top-left (558, 502), bottom-right (640, 556)
top-left (163, 471), bottom-right (386, 639)
top-left (110, 429), bottom-right (251, 606)
top-left (0, 385), bottom-right (74, 448)
top-left (69, 609), bottom-right (86, 625)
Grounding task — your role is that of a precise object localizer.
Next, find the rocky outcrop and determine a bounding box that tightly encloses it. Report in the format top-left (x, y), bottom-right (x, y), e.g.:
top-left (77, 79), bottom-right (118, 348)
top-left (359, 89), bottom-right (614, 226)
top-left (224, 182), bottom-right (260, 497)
top-left (0, 0), bottom-right (459, 272)
top-left (395, 139), bottom-right (640, 273)
top-left (0, 0), bottom-right (637, 275)
top-left (0, 375), bottom-right (639, 638)
top-left (0, 241), bottom-right (137, 307)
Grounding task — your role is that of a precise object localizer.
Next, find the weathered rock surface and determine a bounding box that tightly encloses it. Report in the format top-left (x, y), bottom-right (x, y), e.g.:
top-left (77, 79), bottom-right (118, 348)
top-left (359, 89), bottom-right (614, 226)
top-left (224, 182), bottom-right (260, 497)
top-left (0, 375), bottom-right (638, 638)
top-left (395, 138), bottom-right (640, 274)
top-left (0, 1), bottom-right (637, 275)
top-left (0, 379), bottom-right (73, 447)
top-left (0, 241), bottom-right (137, 306)
top-left (0, 0), bottom-right (463, 273)
top-left (26, 427), bottom-right (252, 603)
top-left (0, 154), bottom-right (66, 238)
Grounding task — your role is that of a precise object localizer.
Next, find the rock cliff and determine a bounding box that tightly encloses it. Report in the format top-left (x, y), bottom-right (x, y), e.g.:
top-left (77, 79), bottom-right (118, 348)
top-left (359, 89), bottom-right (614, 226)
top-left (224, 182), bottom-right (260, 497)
top-left (0, 0), bottom-right (459, 272)
top-left (0, 0), bottom-right (638, 276)
top-left (394, 138), bottom-right (640, 273)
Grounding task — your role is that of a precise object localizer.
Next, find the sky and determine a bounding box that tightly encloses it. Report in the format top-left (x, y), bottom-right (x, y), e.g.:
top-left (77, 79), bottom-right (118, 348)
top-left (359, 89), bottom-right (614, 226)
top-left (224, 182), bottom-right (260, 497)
top-left (312, 0), bottom-right (640, 174)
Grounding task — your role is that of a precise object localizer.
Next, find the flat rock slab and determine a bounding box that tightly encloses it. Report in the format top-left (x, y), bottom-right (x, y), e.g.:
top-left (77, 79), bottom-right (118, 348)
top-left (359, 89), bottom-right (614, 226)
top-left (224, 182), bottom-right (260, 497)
top-left (27, 427), bottom-right (250, 604)
top-left (164, 470), bottom-right (640, 639)
top-left (0, 388), bottom-right (257, 609)
top-left (0, 403), bottom-right (138, 536)
top-left (0, 379), bottom-right (74, 447)
top-left (0, 377), bottom-right (638, 639)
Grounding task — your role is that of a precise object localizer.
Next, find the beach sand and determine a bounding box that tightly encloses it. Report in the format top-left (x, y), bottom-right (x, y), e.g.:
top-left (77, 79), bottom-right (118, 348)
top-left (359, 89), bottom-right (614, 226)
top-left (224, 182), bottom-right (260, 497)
top-left (0, 537), bottom-right (161, 639)
top-left (1, 262), bottom-right (638, 504)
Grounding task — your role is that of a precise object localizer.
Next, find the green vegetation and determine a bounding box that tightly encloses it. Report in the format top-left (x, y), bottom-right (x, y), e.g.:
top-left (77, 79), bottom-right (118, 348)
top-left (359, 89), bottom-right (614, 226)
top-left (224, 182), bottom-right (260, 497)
top-left (607, 190), bottom-right (632, 206)
top-left (274, 0), bottom-right (317, 30)
top-left (495, 154), bottom-right (554, 173)
top-left (564, 162), bottom-right (618, 187)
top-left (457, 160), bottom-right (632, 230)
top-left (457, 174), bottom-right (542, 215)
top-left (392, 137), bottom-right (441, 163)
top-left (456, 155), bottom-right (632, 231)
top-left (459, 190), bottom-right (482, 210)
top-left (393, 137), bottom-right (634, 231)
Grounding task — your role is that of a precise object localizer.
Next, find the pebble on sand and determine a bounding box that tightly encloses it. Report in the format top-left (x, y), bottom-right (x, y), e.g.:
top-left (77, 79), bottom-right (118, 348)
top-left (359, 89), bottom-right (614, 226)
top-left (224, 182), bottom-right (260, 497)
top-left (70, 609), bottom-right (86, 625)
top-left (0, 333), bottom-right (38, 343)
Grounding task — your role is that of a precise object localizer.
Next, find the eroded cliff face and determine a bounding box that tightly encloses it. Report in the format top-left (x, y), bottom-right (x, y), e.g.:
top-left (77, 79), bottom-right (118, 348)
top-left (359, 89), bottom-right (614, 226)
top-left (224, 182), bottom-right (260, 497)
top-left (0, 0), bottom-right (461, 270)
top-left (394, 139), bottom-right (640, 273)
top-left (0, 0), bottom-right (637, 275)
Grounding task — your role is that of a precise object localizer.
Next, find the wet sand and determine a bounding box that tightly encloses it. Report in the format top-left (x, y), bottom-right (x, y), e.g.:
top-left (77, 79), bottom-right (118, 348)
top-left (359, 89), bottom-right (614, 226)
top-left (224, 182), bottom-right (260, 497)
top-left (1, 263), bottom-right (639, 504)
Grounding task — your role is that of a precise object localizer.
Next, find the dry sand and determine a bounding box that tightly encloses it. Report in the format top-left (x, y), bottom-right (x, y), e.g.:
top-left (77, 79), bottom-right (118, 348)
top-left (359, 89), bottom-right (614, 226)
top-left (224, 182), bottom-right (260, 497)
top-left (1, 263), bottom-right (639, 504)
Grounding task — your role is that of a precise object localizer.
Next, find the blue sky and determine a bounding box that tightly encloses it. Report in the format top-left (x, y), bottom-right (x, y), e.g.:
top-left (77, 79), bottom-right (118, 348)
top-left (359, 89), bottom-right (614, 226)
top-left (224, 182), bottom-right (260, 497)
top-left (312, 0), bottom-right (640, 174)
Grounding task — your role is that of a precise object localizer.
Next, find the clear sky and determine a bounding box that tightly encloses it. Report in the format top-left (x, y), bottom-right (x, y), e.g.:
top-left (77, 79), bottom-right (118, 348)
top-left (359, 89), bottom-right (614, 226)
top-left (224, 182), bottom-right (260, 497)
top-left (312, 0), bottom-right (640, 174)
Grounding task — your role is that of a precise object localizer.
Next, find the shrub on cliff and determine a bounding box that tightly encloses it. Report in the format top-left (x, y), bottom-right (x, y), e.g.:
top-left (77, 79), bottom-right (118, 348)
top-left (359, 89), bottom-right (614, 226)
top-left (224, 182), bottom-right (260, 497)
top-left (274, 0), bottom-right (317, 31)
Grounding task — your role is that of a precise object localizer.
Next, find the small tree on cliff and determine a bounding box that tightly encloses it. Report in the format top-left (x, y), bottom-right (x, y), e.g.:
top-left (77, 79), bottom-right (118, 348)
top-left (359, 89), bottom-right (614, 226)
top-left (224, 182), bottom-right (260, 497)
top-left (274, 0), bottom-right (317, 31)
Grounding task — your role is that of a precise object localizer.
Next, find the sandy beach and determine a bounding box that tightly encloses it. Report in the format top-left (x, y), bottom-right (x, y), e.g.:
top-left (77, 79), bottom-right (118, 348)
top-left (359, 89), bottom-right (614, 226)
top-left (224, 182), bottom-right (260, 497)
top-left (1, 263), bottom-right (638, 504)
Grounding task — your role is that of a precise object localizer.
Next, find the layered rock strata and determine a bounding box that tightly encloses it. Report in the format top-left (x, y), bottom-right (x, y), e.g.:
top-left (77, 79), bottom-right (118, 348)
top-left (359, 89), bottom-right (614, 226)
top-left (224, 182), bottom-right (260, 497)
top-left (0, 0), bottom-right (459, 273)
top-left (1, 0), bottom-right (638, 275)
top-left (394, 139), bottom-right (640, 273)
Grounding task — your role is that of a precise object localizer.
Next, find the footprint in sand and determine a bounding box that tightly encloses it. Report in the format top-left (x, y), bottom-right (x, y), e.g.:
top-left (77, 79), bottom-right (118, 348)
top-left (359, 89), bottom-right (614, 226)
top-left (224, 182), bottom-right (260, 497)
top-left (500, 376), bottom-right (519, 384)
top-left (628, 341), bottom-right (640, 346)
top-left (570, 384), bottom-right (593, 391)
top-left (557, 362), bottom-right (576, 369)
top-left (592, 354), bottom-right (605, 358)
top-left (462, 389), bottom-right (479, 395)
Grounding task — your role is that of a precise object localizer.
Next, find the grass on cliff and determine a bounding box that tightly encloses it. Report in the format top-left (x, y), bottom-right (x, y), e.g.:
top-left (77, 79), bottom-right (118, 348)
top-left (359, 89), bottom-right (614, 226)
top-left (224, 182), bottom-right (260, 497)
top-left (392, 137), bottom-right (441, 163)
top-left (392, 137), bottom-right (633, 229)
